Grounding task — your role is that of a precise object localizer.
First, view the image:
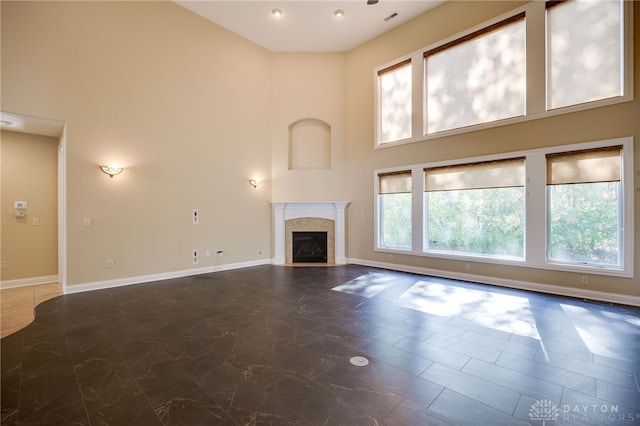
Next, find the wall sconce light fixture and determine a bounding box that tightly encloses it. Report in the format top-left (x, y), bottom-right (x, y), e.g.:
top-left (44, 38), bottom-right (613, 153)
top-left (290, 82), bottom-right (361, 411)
top-left (100, 165), bottom-right (123, 178)
top-left (249, 179), bottom-right (262, 188)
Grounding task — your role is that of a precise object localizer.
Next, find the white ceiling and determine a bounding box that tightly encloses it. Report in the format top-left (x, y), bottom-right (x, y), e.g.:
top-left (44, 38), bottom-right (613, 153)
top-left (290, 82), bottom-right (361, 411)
top-left (174, 0), bottom-right (444, 52)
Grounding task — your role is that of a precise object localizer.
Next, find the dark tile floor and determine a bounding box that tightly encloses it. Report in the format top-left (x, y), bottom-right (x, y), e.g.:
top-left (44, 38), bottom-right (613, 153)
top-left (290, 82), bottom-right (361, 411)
top-left (2, 265), bottom-right (639, 425)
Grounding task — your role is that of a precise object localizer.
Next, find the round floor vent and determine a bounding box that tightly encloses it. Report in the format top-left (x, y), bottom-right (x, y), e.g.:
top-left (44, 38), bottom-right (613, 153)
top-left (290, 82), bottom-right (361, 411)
top-left (349, 356), bottom-right (369, 367)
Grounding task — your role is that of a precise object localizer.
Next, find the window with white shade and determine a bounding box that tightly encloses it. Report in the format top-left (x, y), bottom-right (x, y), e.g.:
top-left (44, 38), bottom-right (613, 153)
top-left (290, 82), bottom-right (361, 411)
top-left (378, 171), bottom-right (412, 250)
top-left (374, 137), bottom-right (633, 278)
top-left (546, 146), bottom-right (623, 268)
top-left (424, 158), bottom-right (525, 258)
top-left (546, 0), bottom-right (623, 110)
top-left (378, 61), bottom-right (412, 144)
top-left (374, 0), bottom-right (632, 147)
top-left (425, 14), bottom-right (526, 134)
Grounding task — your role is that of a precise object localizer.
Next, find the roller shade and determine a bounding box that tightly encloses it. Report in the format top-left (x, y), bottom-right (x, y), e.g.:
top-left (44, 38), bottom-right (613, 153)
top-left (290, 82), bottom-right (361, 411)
top-left (379, 171), bottom-right (412, 194)
top-left (546, 146), bottom-right (621, 185)
top-left (425, 158), bottom-right (525, 192)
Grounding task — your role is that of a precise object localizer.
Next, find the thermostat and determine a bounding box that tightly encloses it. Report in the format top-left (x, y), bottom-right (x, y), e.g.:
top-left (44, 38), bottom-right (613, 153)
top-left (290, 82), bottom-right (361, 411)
top-left (14, 201), bottom-right (27, 209)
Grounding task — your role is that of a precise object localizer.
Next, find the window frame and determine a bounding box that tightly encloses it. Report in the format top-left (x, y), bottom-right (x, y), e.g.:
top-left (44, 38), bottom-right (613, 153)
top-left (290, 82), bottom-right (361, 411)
top-left (423, 13), bottom-right (527, 134)
top-left (423, 158), bottom-right (527, 259)
top-left (377, 60), bottom-right (413, 144)
top-left (373, 0), bottom-right (634, 148)
top-left (374, 137), bottom-right (634, 278)
top-left (376, 170), bottom-right (414, 251)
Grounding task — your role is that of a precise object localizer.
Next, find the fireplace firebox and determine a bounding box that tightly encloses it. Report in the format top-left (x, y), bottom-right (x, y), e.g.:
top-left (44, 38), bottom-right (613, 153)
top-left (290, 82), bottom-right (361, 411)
top-left (292, 232), bottom-right (328, 263)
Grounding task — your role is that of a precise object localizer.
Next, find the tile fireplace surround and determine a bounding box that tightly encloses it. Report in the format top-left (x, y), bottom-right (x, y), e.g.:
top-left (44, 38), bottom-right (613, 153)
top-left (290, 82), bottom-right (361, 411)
top-left (272, 202), bottom-right (349, 265)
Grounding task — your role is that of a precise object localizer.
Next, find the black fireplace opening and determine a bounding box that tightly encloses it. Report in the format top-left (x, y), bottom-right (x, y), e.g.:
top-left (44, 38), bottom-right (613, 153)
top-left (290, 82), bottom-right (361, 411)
top-left (292, 231), bottom-right (328, 263)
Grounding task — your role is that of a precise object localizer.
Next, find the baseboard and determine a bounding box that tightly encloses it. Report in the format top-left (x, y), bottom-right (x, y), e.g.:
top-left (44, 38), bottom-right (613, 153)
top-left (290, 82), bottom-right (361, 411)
top-left (65, 259), bottom-right (271, 294)
top-left (348, 258), bottom-right (640, 307)
top-left (58, 257), bottom-right (640, 307)
top-left (1, 275), bottom-right (60, 289)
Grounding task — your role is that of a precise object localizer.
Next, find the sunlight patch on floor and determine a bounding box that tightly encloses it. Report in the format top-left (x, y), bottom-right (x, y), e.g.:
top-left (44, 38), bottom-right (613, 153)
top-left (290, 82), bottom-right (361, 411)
top-left (332, 273), bottom-right (396, 298)
top-left (396, 281), bottom-right (541, 339)
top-left (560, 304), bottom-right (637, 360)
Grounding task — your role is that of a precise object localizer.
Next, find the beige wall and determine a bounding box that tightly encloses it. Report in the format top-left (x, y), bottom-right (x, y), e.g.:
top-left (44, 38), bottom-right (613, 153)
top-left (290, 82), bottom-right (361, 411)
top-left (1, 0), bottom-right (637, 300)
top-left (345, 1), bottom-right (640, 298)
top-left (1, 131), bottom-right (58, 281)
top-left (270, 52), bottom-right (348, 202)
top-left (1, 1), bottom-right (273, 286)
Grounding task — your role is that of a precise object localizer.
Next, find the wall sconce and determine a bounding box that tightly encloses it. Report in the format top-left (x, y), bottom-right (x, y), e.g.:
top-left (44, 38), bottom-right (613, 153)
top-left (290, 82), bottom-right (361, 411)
top-left (249, 179), bottom-right (262, 188)
top-left (100, 165), bottom-right (123, 178)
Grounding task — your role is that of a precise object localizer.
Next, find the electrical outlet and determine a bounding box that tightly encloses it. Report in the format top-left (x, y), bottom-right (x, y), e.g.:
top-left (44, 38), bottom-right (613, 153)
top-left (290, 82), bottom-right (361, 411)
top-left (464, 263), bottom-right (471, 271)
top-left (83, 217), bottom-right (92, 226)
top-left (581, 276), bottom-right (589, 285)
top-left (32, 218), bottom-right (40, 226)
top-left (193, 249), bottom-right (199, 264)
top-left (106, 259), bottom-right (114, 268)
top-left (192, 209), bottom-right (199, 225)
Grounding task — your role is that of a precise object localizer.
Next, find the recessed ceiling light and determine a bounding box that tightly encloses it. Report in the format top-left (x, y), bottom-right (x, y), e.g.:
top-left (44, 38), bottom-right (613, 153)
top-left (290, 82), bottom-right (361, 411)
top-left (334, 9), bottom-right (344, 17)
top-left (272, 8), bottom-right (282, 17)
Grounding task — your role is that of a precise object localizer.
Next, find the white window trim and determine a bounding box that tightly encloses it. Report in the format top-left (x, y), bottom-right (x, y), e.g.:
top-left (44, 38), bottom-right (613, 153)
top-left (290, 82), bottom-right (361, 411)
top-left (373, 0), bottom-right (634, 149)
top-left (374, 137), bottom-right (634, 278)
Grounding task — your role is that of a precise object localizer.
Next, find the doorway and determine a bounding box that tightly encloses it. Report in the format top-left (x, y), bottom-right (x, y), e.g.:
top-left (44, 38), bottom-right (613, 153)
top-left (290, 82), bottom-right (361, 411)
top-left (0, 112), bottom-right (66, 336)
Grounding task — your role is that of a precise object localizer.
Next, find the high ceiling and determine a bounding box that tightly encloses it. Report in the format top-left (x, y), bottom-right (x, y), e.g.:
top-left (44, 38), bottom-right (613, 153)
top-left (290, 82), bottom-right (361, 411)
top-left (2, 1), bottom-right (444, 137)
top-left (174, 0), bottom-right (444, 52)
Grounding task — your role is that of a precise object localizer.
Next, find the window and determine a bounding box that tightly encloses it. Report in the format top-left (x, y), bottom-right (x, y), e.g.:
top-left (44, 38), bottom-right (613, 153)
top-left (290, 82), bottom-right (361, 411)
top-left (378, 171), bottom-right (412, 249)
top-left (546, 146), bottom-right (622, 268)
top-left (378, 61), bottom-right (412, 144)
top-left (425, 14), bottom-right (525, 134)
top-left (374, 0), bottom-right (632, 146)
top-left (374, 138), bottom-right (633, 277)
top-left (547, 0), bottom-right (623, 109)
top-left (424, 158), bottom-right (525, 258)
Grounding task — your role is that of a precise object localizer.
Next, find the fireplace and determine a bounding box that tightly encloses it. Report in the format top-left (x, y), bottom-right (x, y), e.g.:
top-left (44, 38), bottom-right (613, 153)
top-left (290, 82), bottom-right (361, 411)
top-left (272, 202), bottom-right (349, 265)
top-left (292, 232), bottom-right (328, 263)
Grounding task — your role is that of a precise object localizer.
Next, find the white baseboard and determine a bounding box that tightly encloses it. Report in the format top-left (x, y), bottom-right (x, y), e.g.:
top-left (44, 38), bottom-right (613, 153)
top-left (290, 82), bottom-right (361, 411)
top-left (1, 275), bottom-right (60, 289)
top-left (348, 258), bottom-right (640, 307)
top-left (65, 259), bottom-right (271, 294)
top-left (59, 257), bottom-right (640, 308)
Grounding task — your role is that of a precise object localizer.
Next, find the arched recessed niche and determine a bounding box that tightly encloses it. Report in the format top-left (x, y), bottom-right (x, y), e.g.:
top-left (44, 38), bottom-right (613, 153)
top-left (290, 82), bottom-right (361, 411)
top-left (288, 118), bottom-right (331, 170)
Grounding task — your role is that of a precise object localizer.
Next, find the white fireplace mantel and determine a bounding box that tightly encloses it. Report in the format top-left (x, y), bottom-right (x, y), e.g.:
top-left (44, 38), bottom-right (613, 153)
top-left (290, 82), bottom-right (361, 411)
top-left (272, 201), bottom-right (349, 265)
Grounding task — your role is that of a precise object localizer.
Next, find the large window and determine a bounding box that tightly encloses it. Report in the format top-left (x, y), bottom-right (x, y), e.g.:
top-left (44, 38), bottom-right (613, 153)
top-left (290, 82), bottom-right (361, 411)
top-left (375, 0), bottom-right (632, 147)
top-left (547, 0), bottom-right (623, 109)
top-left (378, 171), bottom-right (412, 249)
top-left (375, 138), bottom-right (633, 277)
top-left (378, 61), bottom-right (412, 144)
top-left (546, 147), bottom-right (622, 267)
top-left (425, 159), bottom-right (525, 258)
top-left (425, 14), bottom-right (525, 134)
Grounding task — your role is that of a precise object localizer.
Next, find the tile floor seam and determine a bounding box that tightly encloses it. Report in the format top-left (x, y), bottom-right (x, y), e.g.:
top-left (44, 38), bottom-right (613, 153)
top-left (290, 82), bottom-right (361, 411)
top-left (60, 323), bottom-right (92, 425)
